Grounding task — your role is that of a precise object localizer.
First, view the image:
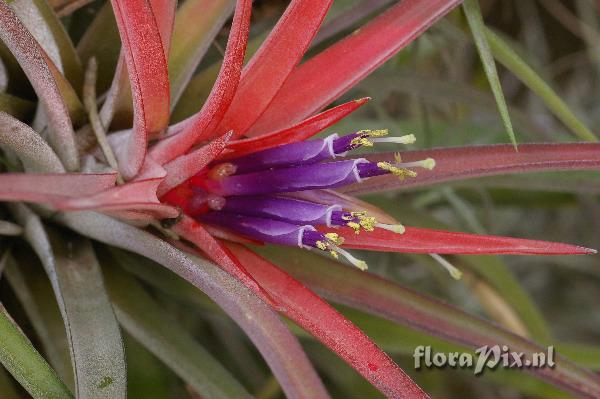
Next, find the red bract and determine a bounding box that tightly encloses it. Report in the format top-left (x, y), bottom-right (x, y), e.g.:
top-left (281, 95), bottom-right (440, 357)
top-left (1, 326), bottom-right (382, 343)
top-left (1, 1), bottom-right (599, 398)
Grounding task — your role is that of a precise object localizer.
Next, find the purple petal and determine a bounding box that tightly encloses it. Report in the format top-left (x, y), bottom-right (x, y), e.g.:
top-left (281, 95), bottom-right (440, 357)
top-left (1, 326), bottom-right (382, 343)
top-left (222, 195), bottom-right (341, 225)
top-left (203, 159), bottom-right (368, 196)
top-left (199, 212), bottom-right (314, 247)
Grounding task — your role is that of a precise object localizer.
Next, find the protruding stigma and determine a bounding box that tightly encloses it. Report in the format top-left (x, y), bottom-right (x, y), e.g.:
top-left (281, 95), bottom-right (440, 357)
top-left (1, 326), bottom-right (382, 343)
top-left (430, 254), bottom-right (462, 280)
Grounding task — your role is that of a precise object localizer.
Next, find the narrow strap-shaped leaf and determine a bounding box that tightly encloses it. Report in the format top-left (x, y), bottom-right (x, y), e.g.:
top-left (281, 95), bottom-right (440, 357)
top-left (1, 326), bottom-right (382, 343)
top-left (463, 0), bottom-right (516, 147)
top-left (0, 305), bottom-right (73, 399)
top-left (341, 143), bottom-right (600, 195)
top-left (0, 111), bottom-right (64, 173)
top-left (58, 211), bottom-right (330, 399)
top-left (98, 0), bottom-right (175, 133)
top-left (338, 226), bottom-right (594, 255)
top-left (0, 92), bottom-right (35, 120)
top-left (52, 0), bottom-right (95, 16)
top-left (215, 0), bottom-right (334, 138)
top-left (258, 246), bottom-right (600, 399)
top-left (0, 173), bottom-right (117, 206)
top-left (247, 0), bottom-right (461, 136)
top-left (0, 365), bottom-right (21, 399)
top-left (486, 28), bottom-right (598, 142)
top-left (150, 0), bottom-right (252, 165)
top-left (0, 2), bottom-right (79, 170)
top-left (11, 205), bottom-right (127, 398)
top-left (223, 98), bottom-right (369, 158)
top-left (169, 0), bottom-right (235, 105)
top-left (102, 258), bottom-right (253, 399)
top-left (76, 2), bottom-right (120, 94)
top-left (109, 0), bottom-right (171, 179)
top-left (10, 0), bottom-right (83, 90)
top-left (0, 220), bottom-right (22, 236)
top-left (226, 244), bottom-right (428, 399)
top-left (4, 253), bottom-right (73, 386)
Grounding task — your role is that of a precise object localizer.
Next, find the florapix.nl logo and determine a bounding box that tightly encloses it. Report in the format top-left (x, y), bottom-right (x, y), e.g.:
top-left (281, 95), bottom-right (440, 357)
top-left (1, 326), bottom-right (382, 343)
top-left (413, 345), bottom-right (556, 375)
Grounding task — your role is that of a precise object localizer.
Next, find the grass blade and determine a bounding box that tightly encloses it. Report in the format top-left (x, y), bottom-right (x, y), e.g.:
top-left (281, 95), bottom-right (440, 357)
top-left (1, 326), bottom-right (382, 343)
top-left (463, 0), bottom-right (516, 147)
top-left (485, 28), bottom-right (598, 142)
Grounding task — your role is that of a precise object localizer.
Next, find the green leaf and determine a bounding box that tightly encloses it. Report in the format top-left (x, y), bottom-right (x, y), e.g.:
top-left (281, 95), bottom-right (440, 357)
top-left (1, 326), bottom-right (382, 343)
top-left (0, 305), bottom-right (73, 399)
top-left (0, 92), bottom-right (34, 119)
top-left (0, 362), bottom-right (22, 399)
top-left (101, 254), bottom-right (252, 399)
top-left (485, 28), bottom-right (598, 142)
top-left (4, 252), bottom-right (73, 386)
top-left (76, 2), bottom-right (120, 94)
top-left (10, 205), bottom-right (126, 398)
top-left (463, 0), bottom-right (517, 147)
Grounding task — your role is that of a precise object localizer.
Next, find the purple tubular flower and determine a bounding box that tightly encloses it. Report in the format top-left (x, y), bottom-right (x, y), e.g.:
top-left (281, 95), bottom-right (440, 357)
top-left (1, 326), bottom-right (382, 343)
top-left (230, 134), bottom-right (339, 174)
top-left (203, 159), bottom-right (369, 196)
top-left (200, 211), bottom-right (330, 248)
top-left (222, 196), bottom-right (342, 225)
top-left (230, 130), bottom-right (417, 174)
top-left (193, 130), bottom-right (432, 269)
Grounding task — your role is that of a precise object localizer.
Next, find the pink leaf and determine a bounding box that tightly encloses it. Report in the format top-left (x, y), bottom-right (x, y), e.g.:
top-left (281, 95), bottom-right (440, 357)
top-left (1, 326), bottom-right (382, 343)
top-left (247, 0), bottom-right (461, 135)
top-left (150, 0), bottom-right (252, 165)
top-left (0, 2), bottom-right (79, 171)
top-left (337, 226), bottom-right (595, 255)
top-left (100, 0), bottom-right (175, 130)
top-left (221, 98), bottom-right (369, 159)
top-left (157, 131), bottom-right (232, 197)
top-left (59, 179), bottom-right (178, 219)
top-left (226, 244), bottom-right (428, 399)
top-left (341, 143), bottom-right (600, 195)
top-left (0, 173), bottom-right (116, 206)
top-left (109, 0), bottom-right (170, 179)
top-left (215, 0), bottom-right (334, 138)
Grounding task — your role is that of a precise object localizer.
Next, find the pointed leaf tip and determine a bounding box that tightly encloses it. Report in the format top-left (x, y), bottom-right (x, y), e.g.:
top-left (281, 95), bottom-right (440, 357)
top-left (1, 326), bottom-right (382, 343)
top-left (338, 226), bottom-right (596, 256)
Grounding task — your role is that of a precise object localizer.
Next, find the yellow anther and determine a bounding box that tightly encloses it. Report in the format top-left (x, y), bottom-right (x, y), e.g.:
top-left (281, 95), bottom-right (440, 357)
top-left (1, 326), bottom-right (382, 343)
top-left (325, 232), bottom-right (344, 246)
top-left (357, 129), bottom-right (389, 137)
top-left (350, 137), bottom-right (374, 147)
top-left (316, 241), bottom-right (327, 251)
top-left (376, 162), bottom-right (417, 179)
top-left (357, 215), bottom-right (377, 232)
top-left (329, 250), bottom-right (339, 259)
top-left (347, 221), bottom-right (361, 234)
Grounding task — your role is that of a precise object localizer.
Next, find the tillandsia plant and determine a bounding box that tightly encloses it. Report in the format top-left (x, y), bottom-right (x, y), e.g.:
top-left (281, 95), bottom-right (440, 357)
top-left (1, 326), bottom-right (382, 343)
top-left (0, 0), bottom-right (600, 398)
